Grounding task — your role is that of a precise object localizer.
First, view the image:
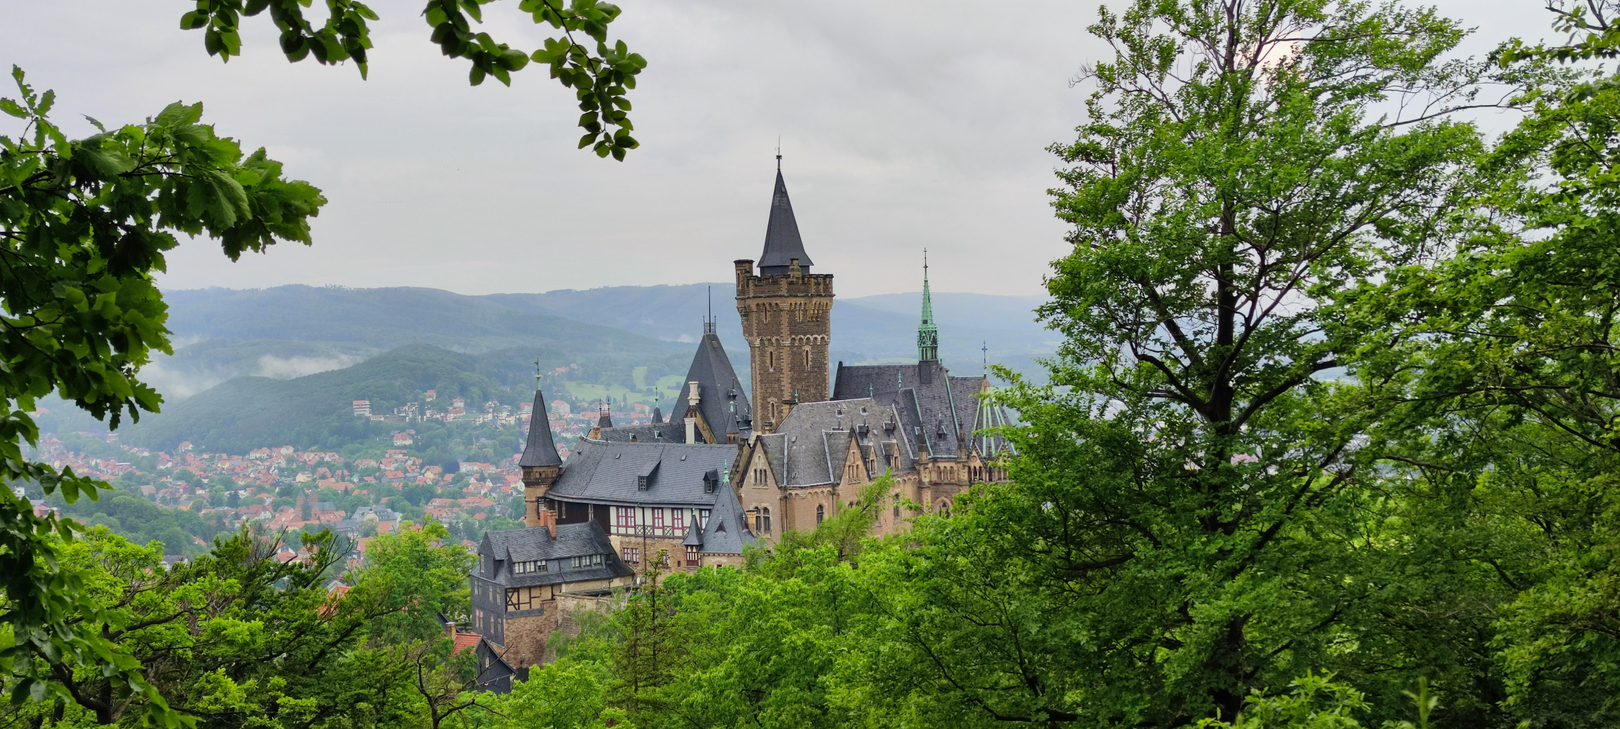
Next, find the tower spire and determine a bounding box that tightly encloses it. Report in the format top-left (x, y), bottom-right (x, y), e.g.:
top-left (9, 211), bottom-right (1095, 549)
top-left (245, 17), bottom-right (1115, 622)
top-left (758, 162), bottom-right (812, 276)
top-left (918, 249), bottom-right (939, 362)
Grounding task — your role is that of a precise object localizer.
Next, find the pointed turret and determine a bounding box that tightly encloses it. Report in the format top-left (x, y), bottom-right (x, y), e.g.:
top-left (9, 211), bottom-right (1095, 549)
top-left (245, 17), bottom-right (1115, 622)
top-left (758, 169), bottom-right (813, 276)
top-left (519, 389), bottom-right (563, 529)
top-left (918, 250), bottom-right (939, 363)
top-left (519, 390), bottom-right (562, 468)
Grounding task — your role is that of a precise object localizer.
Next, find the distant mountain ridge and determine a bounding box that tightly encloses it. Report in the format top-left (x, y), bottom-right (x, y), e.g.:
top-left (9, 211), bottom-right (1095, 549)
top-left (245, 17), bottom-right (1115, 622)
top-left (104, 284), bottom-right (1054, 453)
top-left (150, 284), bottom-right (1054, 400)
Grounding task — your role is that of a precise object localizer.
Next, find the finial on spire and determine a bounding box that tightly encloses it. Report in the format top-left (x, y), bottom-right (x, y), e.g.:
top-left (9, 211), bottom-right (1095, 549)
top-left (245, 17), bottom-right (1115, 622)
top-left (982, 341), bottom-right (989, 377)
top-left (533, 359), bottom-right (543, 391)
top-left (705, 285), bottom-right (715, 334)
top-left (776, 137), bottom-right (781, 170)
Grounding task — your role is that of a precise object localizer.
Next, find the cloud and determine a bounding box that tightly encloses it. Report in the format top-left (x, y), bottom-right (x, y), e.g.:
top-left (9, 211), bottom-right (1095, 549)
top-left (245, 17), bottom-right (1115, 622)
top-left (1, 0), bottom-right (1554, 300)
top-left (255, 354), bottom-right (366, 380)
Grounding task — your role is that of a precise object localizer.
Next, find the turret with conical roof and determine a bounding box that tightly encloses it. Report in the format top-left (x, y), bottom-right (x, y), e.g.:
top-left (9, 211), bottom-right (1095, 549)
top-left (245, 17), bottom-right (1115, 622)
top-left (735, 157), bottom-right (834, 433)
top-left (519, 388), bottom-right (563, 528)
top-left (758, 166), bottom-right (813, 276)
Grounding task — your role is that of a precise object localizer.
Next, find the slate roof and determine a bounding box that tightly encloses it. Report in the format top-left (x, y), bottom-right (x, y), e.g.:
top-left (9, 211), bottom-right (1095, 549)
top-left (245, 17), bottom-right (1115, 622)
top-left (595, 424), bottom-right (678, 444)
top-left (672, 329), bottom-right (751, 440)
top-left (478, 521), bottom-right (633, 588)
top-left (547, 441), bottom-right (737, 508)
top-left (832, 361), bottom-right (1010, 460)
top-left (694, 480), bottom-right (757, 555)
top-left (597, 329), bottom-right (750, 445)
top-left (518, 389), bottom-right (563, 468)
top-left (753, 398), bottom-right (915, 488)
top-left (758, 169), bottom-right (813, 275)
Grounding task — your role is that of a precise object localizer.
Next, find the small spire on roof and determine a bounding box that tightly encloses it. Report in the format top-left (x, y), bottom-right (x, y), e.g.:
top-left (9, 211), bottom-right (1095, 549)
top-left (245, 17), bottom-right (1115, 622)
top-left (918, 249), bottom-right (939, 363)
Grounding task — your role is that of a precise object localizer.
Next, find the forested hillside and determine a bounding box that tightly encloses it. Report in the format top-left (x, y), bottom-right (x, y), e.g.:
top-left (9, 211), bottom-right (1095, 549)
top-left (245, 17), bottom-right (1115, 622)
top-left (125, 345), bottom-right (527, 454)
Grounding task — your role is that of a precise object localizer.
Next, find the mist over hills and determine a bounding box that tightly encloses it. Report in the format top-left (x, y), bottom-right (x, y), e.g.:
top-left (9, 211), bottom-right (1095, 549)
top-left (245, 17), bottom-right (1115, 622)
top-left (77, 284), bottom-right (1055, 453)
top-left (150, 284), bottom-right (1054, 398)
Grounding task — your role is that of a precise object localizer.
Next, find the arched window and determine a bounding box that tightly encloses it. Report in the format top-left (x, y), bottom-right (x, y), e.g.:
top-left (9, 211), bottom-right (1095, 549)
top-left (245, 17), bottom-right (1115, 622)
top-left (803, 349), bottom-right (810, 368)
top-left (763, 507), bottom-right (772, 534)
top-left (753, 512), bottom-right (762, 534)
top-left (816, 504), bottom-right (825, 525)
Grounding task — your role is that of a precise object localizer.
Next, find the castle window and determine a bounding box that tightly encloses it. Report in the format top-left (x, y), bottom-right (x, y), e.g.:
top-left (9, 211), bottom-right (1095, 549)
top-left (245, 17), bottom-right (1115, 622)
top-left (816, 504), bottom-right (825, 525)
top-left (570, 554), bottom-right (603, 569)
top-left (622, 546), bottom-right (640, 564)
top-left (894, 504), bottom-right (900, 520)
top-left (652, 508), bottom-right (666, 530)
top-left (513, 560), bottom-right (547, 575)
top-left (763, 507), bottom-right (772, 534)
top-left (685, 544), bottom-right (700, 566)
top-left (615, 507), bottom-right (636, 531)
top-left (673, 509), bottom-right (686, 532)
top-left (803, 349), bottom-right (810, 368)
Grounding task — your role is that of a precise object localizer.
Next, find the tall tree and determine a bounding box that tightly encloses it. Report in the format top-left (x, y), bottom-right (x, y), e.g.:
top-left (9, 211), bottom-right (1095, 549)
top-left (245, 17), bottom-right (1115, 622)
top-left (1346, 3), bottom-right (1620, 722)
top-left (0, 69), bottom-right (324, 725)
top-left (851, 0), bottom-right (1497, 725)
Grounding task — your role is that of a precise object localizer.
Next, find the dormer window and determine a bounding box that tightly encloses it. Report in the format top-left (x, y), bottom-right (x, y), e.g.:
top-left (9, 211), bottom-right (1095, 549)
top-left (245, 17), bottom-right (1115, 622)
top-left (637, 476), bottom-right (649, 491)
top-left (570, 554), bottom-right (603, 569)
top-left (512, 560), bottom-right (547, 575)
top-left (703, 470), bottom-right (718, 494)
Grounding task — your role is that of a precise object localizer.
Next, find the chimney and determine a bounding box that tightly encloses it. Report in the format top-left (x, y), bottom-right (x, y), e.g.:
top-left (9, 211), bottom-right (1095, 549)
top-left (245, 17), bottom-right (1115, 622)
top-left (685, 417), bottom-right (697, 445)
top-left (537, 506), bottom-right (557, 539)
top-left (445, 619), bottom-right (456, 641)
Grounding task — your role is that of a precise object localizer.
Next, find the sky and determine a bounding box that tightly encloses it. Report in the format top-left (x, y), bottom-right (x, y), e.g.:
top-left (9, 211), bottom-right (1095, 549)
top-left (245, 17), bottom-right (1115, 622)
top-left (1, 0), bottom-right (1553, 299)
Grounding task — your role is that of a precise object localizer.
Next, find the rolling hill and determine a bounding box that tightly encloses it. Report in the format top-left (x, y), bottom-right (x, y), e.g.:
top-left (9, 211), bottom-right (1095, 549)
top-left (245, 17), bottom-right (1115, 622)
top-left (93, 284), bottom-right (1055, 453)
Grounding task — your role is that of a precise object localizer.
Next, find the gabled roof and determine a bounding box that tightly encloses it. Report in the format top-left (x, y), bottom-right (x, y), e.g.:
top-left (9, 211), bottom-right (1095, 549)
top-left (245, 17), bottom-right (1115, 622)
top-left (547, 441), bottom-right (737, 508)
top-left (518, 389), bottom-right (562, 468)
top-left (758, 169), bottom-right (813, 275)
top-left (477, 521), bottom-right (632, 588)
top-left (753, 398), bottom-right (915, 488)
top-left (700, 481), bottom-right (757, 555)
top-left (672, 329), bottom-right (751, 441)
top-left (832, 361), bottom-right (1010, 460)
top-left (599, 329), bottom-right (750, 445)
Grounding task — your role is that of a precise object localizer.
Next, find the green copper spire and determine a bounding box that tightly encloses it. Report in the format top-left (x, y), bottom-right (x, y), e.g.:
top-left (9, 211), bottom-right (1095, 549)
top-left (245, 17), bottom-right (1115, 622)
top-left (918, 249), bottom-right (939, 362)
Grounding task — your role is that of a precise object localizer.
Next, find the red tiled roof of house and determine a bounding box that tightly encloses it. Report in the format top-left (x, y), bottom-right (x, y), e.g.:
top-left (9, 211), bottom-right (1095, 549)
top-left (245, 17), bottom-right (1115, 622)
top-left (451, 631), bottom-right (480, 656)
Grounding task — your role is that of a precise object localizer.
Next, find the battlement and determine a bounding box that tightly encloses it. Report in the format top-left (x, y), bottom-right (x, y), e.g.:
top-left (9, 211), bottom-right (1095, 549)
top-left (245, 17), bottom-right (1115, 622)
top-left (734, 259), bottom-right (835, 298)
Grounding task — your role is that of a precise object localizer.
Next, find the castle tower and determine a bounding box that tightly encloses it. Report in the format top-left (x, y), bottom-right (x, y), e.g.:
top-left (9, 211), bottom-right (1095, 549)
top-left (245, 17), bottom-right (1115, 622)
top-left (518, 387), bottom-right (562, 528)
top-left (735, 160), bottom-right (833, 433)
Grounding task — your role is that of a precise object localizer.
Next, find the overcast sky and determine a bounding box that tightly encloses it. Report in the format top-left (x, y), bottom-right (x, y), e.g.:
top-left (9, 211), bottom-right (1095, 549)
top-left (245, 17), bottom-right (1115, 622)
top-left (1, 1), bottom-right (1551, 298)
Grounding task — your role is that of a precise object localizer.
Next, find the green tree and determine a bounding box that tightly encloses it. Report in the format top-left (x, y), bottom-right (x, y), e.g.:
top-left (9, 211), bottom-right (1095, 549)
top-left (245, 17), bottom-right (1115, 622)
top-left (1342, 7), bottom-right (1620, 722)
top-left (356, 520), bottom-right (475, 644)
top-left (176, 0), bottom-right (646, 159)
top-left (0, 68), bottom-right (323, 724)
top-left (847, 0), bottom-right (1498, 725)
top-left (0, 526), bottom-right (421, 727)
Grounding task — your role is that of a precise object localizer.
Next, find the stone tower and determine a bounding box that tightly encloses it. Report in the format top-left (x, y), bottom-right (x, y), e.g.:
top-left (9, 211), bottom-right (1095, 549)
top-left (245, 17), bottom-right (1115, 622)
top-left (518, 387), bottom-right (562, 528)
top-left (735, 161), bottom-right (833, 433)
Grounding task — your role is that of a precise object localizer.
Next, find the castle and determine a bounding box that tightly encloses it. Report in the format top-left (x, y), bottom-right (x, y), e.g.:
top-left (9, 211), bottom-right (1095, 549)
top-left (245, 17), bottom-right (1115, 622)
top-left (469, 161), bottom-right (1013, 686)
